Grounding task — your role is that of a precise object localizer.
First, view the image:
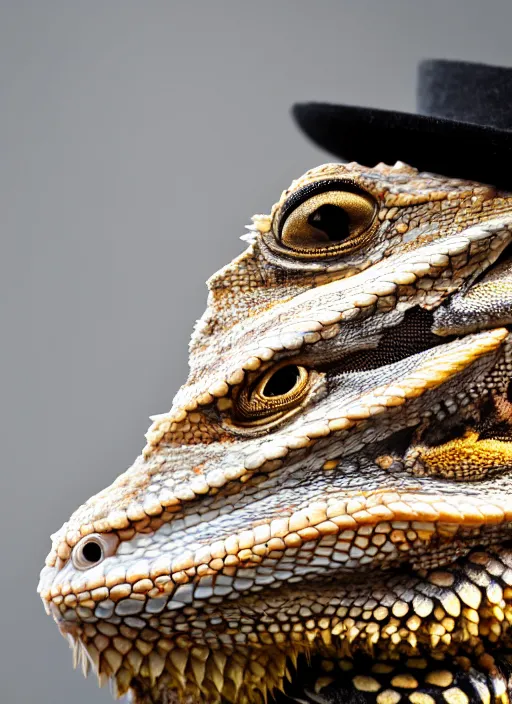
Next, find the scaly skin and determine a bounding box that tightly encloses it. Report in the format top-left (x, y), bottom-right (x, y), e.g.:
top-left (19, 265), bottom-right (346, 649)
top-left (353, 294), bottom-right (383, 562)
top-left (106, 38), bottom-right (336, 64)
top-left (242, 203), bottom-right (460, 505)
top-left (39, 162), bottom-right (512, 704)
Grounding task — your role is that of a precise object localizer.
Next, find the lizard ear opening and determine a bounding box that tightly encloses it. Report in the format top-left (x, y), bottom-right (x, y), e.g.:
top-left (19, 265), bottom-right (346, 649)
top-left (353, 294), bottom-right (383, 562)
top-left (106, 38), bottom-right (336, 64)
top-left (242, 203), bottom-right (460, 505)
top-left (276, 179), bottom-right (377, 259)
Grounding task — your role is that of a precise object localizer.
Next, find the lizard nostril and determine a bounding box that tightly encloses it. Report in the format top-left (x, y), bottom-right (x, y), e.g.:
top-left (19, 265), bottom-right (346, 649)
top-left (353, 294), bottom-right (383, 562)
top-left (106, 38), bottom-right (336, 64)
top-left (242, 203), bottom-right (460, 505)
top-left (71, 533), bottom-right (119, 570)
top-left (72, 537), bottom-right (103, 570)
top-left (82, 541), bottom-right (102, 563)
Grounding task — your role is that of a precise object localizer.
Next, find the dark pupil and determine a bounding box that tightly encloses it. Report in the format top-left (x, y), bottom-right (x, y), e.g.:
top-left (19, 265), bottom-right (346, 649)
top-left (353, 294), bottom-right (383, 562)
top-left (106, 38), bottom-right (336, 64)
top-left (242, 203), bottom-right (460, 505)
top-left (308, 204), bottom-right (350, 242)
top-left (82, 541), bottom-right (102, 563)
top-left (263, 365), bottom-right (300, 397)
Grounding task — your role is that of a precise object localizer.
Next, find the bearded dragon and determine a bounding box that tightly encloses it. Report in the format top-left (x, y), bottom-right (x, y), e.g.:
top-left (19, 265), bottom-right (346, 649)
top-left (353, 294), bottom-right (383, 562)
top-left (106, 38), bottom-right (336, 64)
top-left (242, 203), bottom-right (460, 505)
top-left (39, 161), bottom-right (512, 704)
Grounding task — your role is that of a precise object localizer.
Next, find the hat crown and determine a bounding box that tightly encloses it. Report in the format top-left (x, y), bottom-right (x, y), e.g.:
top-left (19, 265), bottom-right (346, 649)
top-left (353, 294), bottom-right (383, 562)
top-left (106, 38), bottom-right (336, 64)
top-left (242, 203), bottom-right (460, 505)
top-left (418, 59), bottom-right (512, 130)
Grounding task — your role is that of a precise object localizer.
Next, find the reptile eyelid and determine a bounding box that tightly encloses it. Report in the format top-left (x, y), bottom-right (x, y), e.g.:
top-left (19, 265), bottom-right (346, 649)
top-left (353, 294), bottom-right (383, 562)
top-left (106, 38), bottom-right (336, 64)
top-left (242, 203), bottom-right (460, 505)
top-left (276, 178), bottom-right (367, 238)
top-left (271, 178), bottom-right (378, 260)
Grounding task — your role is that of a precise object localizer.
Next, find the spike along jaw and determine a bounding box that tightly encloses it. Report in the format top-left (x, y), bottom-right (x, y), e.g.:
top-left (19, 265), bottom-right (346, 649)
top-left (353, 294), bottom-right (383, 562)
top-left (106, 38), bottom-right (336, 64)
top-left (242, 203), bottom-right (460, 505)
top-left (38, 162), bottom-right (512, 704)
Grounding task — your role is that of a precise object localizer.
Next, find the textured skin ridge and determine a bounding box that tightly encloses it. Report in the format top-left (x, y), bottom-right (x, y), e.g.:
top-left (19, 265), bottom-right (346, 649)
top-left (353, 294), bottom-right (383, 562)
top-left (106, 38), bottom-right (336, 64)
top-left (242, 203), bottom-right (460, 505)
top-left (38, 162), bottom-right (512, 703)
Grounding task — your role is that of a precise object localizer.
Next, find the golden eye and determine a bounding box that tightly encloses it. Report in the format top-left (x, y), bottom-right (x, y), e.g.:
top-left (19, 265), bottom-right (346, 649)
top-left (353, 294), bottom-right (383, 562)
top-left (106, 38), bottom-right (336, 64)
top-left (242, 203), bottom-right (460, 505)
top-left (277, 180), bottom-right (377, 258)
top-left (234, 363), bottom-right (310, 426)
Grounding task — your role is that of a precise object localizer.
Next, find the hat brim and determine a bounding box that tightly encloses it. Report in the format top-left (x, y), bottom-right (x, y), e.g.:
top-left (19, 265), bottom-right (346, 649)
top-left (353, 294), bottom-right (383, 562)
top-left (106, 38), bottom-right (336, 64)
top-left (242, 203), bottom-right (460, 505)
top-left (293, 103), bottom-right (512, 189)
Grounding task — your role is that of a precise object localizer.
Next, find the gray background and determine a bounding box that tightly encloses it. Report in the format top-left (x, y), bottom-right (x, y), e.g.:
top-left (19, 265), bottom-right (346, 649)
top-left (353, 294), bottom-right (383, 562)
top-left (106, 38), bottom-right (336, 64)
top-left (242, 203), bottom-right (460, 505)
top-left (2, 1), bottom-right (512, 702)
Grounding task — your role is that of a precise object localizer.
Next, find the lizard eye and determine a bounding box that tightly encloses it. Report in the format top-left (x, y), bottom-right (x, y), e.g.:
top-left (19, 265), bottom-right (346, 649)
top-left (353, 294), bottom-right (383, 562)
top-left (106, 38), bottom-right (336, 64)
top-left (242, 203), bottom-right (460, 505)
top-left (71, 534), bottom-right (118, 570)
top-left (233, 363), bottom-right (310, 426)
top-left (277, 180), bottom-right (377, 258)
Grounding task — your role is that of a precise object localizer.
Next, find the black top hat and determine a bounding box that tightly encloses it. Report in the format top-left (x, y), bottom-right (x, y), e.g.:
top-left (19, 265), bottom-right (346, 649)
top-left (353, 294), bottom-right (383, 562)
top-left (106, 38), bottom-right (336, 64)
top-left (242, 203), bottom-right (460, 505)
top-left (293, 59), bottom-right (512, 189)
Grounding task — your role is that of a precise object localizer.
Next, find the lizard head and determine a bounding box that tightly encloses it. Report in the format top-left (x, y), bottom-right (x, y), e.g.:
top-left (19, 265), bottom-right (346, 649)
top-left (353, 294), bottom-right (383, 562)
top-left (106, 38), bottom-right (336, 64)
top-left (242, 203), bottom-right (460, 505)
top-left (39, 162), bottom-right (512, 703)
